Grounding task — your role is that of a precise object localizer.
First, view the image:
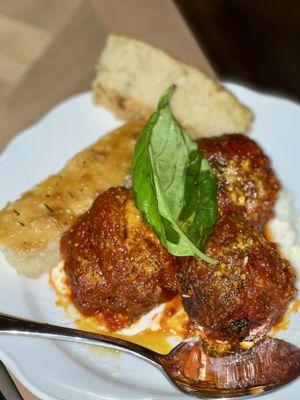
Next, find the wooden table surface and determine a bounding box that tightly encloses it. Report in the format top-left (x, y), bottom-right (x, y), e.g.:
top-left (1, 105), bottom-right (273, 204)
top-left (0, 0), bottom-right (213, 398)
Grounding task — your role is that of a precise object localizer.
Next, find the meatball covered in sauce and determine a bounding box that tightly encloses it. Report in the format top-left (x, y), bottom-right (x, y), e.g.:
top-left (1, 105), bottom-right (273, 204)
top-left (61, 187), bottom-right (178, 327)
top-left (198, 134), bottom-right (280, 227)
top-left (177, 215), bottom-right (296, 350)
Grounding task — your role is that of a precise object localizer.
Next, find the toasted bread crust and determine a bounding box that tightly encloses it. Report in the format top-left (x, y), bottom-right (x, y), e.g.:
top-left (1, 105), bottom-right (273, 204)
top-left (0, 120), bottom-right (144, 277)
top-left (93, 83), bottom-right (153, 121)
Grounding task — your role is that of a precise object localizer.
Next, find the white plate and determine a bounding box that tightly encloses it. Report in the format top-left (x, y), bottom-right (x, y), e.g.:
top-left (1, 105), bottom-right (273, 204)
top-left (0, 83), bottom-right (300, 400)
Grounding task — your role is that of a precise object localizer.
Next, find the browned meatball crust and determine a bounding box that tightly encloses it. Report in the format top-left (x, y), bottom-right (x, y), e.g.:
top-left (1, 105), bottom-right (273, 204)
top-left (61, 187), bottom-right (179, 326)
top-left (177, 215), bottom-right (296, 347)
top-left (198, 134), bottom-right (280, 227)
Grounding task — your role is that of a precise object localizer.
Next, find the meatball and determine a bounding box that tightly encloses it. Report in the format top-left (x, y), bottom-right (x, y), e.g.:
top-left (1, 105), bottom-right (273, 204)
top-left (177, 215), bottom-right (296, 349)
top-left (198, 134), bottom-right (280, 227)
top-left (61, 187), bottom-right (178, 327)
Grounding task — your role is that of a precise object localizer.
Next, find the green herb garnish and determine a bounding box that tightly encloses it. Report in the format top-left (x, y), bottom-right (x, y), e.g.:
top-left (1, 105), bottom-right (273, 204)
top-left (132, 85), bottom-right (218, 264)
top-left (44, 203), bottom-right (54, 212)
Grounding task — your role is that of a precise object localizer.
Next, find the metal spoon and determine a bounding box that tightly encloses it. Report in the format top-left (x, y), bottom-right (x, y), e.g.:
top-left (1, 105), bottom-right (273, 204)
top-left (0, 312), bottom-right (299, 399)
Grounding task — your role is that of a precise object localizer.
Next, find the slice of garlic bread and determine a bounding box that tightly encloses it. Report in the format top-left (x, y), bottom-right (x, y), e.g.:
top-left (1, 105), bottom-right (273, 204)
top-left (93, 35), bottom-right (253, 139)
top-left (0, 120), bottom-right (144, 278)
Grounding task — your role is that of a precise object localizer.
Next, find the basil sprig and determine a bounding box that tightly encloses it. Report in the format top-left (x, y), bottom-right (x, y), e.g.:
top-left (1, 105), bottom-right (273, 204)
top-left (132, 85), bottom-right (218, 264)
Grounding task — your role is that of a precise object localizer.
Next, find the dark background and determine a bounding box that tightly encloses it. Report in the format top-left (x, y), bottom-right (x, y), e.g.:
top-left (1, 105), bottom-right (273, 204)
top-left (176, 0), bottom-right (300, 101)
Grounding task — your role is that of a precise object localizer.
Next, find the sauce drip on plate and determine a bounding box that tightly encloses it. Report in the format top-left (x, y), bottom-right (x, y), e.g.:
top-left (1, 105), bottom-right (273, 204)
top-left (49, 262), bottom-right (193, 354)
top-left (50, 251), bottom-right (299, 355)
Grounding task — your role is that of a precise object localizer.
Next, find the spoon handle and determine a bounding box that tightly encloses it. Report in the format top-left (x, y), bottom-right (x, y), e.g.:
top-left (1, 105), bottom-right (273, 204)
top-left (0, 313), bottom-right (158, 365)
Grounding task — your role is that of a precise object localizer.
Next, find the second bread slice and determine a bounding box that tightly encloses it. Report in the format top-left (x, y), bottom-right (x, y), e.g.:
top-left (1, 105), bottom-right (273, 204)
top-left (93, 35), bottom-right (253, 139)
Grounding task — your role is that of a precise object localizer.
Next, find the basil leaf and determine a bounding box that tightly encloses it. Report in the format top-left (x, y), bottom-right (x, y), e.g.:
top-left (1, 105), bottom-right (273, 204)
top-left (132, 85), bottom-right (218, 264)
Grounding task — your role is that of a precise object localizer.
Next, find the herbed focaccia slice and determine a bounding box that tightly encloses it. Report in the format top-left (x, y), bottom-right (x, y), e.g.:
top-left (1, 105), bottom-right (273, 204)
top-left (93, 34), bottom-right (253, 139)
top-left (0, 120), bottom-right (144, 278)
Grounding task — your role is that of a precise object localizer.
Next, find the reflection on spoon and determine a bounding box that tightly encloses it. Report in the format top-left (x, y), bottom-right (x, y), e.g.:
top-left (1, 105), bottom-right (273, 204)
top-left (0, 313), bottom-right (300, 398)
top-left (157, 337), bottom-right (300, 397)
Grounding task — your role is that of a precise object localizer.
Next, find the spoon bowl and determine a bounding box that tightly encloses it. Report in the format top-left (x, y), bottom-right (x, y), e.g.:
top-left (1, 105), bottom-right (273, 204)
top-left (0, 313), bottom-right (299, 399)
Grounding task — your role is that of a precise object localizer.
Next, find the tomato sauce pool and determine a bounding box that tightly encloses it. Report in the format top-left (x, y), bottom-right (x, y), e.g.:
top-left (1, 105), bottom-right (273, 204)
top-left (49, 262), bottom-right (194, 354)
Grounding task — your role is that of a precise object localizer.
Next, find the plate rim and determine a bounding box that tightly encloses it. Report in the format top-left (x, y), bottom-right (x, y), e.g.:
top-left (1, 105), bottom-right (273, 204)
top-left (1, 81), bottom-right (300, 400)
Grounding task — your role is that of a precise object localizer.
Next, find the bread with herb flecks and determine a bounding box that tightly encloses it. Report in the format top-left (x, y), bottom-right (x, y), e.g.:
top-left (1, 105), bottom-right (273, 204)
top-left (0, 120), bottom-right (144, 277)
